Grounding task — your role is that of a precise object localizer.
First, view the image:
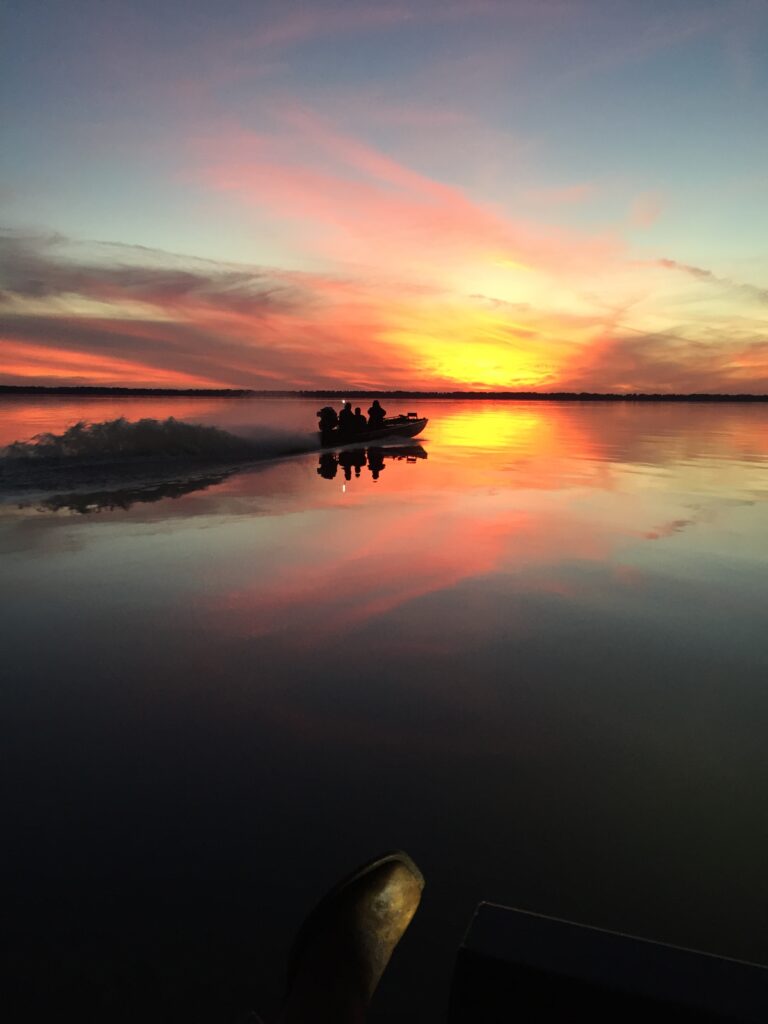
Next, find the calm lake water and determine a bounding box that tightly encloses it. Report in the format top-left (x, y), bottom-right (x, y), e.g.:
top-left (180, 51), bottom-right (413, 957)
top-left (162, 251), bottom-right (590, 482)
top-left (2, 396), bottom-right (768, 1022)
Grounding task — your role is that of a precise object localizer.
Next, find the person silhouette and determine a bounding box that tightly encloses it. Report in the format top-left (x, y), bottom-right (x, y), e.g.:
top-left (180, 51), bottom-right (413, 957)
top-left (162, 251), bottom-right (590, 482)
top-left (367, 448), bottom-right (386, 481)
top-left (317, 453), bottom-right (338, 480)
top-left (353, 407), bottom-right (367, 432)
top-left (338, 450), bottom-right (354, 481)
top-left (367, 400), bottom-right (386, 429)
top-left (338, 402), bottom-right (355, 433)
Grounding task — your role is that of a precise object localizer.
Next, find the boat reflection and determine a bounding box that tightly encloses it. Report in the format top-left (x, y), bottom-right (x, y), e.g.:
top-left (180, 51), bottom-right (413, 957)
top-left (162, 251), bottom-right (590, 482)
top-left (317, 444), bottom-right (427, 483)
top-left (36, 472), bottom-right (231, 514)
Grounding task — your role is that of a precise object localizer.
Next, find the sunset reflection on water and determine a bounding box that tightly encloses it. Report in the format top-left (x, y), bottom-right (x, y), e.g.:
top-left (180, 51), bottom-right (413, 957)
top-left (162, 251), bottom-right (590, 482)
top-left (2, 396), bottom-right (768, 1023)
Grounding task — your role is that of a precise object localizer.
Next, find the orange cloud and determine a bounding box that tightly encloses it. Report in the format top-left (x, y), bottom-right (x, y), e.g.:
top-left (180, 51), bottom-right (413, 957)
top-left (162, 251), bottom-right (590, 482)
top-left (0, 337), bottom-right (222, 388)
top-left (2, 230), bottom-right (599, 391)
top-left (555, 326), bottom-right (768, 394)
top-left (4, 102), bottom-right (768, 406)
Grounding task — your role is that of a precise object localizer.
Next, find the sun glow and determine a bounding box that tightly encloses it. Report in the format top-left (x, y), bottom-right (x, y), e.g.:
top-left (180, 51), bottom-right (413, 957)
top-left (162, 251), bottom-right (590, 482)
top-left (428, 405), bottom-right (549, 450)
top-left (381, 303), bottom-right (563, 390)
top-left (419, 338), bottom-right (549, 389)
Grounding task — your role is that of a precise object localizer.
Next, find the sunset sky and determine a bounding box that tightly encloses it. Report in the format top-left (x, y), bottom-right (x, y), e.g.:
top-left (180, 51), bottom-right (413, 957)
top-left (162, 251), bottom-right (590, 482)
top-left (2, 0), bottom-right (768, 392)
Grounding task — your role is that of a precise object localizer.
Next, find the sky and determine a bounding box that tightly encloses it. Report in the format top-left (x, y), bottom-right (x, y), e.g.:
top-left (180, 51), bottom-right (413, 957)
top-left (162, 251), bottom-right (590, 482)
top-left (1, 0), bottom-right (768, 392)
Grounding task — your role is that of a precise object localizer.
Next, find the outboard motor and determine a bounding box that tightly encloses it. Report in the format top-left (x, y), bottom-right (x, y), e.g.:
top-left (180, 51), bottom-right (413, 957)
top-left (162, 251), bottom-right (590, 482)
top-left (317, 406), bottom-right (338, 433)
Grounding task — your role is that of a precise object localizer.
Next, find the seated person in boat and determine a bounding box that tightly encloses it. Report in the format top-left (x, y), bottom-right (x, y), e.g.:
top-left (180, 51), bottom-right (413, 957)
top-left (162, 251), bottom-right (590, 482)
top-left (353, 407), bottom-right (367, 431)
top-left (368, 399), bottom-right (386, 428)
top-left (338, 401), bottom-right (355, 432)
top-left (317, 406), bottom-right (338, 434)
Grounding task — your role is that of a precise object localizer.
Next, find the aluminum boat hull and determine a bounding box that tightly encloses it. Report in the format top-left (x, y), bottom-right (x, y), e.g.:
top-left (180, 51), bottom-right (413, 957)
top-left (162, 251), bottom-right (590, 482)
top-left (320, 416), bottom-right (428, 447)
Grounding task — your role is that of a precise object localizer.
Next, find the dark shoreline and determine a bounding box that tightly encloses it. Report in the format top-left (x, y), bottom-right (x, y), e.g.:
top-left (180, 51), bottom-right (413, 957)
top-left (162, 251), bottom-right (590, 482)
top-left (2, 385), bottom-right (768, 402)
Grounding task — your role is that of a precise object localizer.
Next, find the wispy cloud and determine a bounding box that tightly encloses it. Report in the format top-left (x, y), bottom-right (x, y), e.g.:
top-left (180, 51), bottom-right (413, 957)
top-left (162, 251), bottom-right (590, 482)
top-left (2, 214), bottom-right (767, 393)
top-left (0, 231), bottom-right (441, 388)
top-left (199, 107), bottom-right (620, 279)
top-left (630, 191), bottom-right (664, 228)
top-left (524, 183), bottom-right (596, 206)
top-left (657, 257), bottom-right (768, 303)
top-left (556, 324), bottom-right (768, 394)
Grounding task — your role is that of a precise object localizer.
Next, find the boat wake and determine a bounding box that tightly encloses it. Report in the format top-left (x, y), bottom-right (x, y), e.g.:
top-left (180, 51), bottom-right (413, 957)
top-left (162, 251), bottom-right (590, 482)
top-left (0, 416), bottom-right (317, 499)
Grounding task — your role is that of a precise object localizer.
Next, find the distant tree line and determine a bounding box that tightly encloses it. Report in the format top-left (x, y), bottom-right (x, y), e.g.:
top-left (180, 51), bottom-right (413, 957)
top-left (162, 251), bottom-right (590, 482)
top-left (0, 385), bottom-right (254, 397)
top-left (294, 390), bottom-right (768, 402)
top-left (2, 385), bottom-right (767, 402)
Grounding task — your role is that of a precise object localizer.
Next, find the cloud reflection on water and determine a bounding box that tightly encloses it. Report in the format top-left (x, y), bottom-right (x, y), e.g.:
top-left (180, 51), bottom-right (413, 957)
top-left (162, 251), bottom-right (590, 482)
top-left (186, 401), bottom-right (768, 653)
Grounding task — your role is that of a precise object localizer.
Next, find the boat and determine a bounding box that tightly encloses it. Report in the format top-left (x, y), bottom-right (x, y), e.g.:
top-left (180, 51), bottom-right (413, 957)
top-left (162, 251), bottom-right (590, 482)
top-left (372, 444), bottom-right (428, 461)
top-left (319, 413), bottom-right (428, 448)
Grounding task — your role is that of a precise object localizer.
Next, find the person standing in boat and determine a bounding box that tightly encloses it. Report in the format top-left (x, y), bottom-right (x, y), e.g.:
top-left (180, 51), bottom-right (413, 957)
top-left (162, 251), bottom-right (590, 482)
top-left (367, 399), bottom-right (386, 429)
top-left (338, 401), bottom-right (355, 432)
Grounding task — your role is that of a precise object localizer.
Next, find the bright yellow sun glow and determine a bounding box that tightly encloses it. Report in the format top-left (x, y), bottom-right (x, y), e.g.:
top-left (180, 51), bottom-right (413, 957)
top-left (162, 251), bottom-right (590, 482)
top-left (420, 336), bottom-right (547, 388)
top-left (383, 304), bottom-right (562, 390)
top-left (428, 405), bottom-right (549, 450)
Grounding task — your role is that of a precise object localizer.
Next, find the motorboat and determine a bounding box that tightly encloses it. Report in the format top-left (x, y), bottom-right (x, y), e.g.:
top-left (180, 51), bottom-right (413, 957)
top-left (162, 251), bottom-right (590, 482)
top-left (319, 413), bottom-right (428, 448)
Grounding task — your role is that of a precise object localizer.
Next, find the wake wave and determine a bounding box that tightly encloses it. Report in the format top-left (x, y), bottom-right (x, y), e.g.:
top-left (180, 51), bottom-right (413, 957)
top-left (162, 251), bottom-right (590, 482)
top-left (3, 416), bottom-right (313, 462)
top-left (0, 417), bottom-right (316, 494)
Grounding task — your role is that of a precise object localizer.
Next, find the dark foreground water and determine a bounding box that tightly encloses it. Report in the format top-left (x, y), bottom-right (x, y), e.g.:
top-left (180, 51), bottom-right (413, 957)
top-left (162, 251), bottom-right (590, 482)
top-left (2, 396), bottom-right (768, 1022)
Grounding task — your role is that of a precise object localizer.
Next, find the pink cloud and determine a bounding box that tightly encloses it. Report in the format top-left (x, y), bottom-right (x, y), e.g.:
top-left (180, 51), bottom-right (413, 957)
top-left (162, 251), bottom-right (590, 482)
top-left (524, 183), bottom-right (595, 205)
top-left (209, 494), bottom-right (620, 647)
top-left (198, 109), bottom-right (621, 280)
top-left (630, 191), bottom-right (664, 228)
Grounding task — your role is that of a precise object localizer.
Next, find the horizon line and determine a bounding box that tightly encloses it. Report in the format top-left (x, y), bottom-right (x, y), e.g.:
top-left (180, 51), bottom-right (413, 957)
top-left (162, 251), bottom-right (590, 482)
top-left (2, 385), bottom-right (768, 402)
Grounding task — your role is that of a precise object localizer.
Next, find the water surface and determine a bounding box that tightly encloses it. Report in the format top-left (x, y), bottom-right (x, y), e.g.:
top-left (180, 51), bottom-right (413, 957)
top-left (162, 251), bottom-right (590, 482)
top-left (3, 396), bottom-right (768, 1021)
